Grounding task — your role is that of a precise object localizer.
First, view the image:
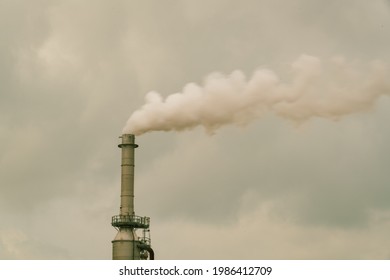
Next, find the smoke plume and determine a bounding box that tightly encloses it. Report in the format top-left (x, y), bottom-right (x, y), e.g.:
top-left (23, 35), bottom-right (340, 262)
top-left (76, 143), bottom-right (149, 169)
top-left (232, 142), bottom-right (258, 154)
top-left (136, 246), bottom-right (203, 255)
top-left (123, 55), bottom-right (390, 135)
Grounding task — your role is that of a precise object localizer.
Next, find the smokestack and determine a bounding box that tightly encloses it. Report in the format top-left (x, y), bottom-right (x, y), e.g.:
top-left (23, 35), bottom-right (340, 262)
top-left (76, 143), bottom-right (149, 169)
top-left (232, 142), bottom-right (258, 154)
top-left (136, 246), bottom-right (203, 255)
top-left (118, 134), bottom-right (137, 216)
top-left (112, 134), bottom-right (154, 260)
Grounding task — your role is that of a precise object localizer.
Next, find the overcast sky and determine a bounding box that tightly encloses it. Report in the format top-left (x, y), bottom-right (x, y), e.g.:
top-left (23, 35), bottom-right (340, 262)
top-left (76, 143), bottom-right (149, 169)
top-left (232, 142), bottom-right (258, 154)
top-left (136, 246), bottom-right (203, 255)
top-left (1, 0), bottom-right (390, 259)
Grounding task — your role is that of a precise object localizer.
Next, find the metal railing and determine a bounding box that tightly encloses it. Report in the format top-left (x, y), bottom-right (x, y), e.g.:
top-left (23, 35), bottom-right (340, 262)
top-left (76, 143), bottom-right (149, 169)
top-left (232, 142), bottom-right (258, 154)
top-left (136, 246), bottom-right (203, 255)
top-left (111, 215), bottom-right (150, 228)
top-left (139, 237), bottom-right (151, 246)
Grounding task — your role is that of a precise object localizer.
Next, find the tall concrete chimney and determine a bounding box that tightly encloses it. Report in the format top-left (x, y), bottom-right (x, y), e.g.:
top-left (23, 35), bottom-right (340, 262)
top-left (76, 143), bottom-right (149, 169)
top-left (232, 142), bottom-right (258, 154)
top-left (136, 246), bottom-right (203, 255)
top-left (111, 134), bottom-right (154, 260)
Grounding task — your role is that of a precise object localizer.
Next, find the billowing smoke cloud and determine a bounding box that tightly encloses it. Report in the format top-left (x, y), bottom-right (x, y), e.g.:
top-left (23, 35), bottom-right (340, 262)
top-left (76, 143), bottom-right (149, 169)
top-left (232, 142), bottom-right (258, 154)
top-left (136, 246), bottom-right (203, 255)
top-left (123, 55), bottom-right (390, 135)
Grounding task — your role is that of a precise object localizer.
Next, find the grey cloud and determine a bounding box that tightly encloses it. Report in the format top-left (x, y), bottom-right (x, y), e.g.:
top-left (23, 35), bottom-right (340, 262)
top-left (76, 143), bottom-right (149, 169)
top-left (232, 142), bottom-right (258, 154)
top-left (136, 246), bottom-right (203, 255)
top-left (1, 0), bottom-right (390, 259)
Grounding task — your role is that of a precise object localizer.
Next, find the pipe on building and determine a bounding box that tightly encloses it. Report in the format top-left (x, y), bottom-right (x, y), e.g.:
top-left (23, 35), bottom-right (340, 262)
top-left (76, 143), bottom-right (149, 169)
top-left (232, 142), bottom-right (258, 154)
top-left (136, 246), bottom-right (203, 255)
top-left (138, 243), bottom-right (155, 260)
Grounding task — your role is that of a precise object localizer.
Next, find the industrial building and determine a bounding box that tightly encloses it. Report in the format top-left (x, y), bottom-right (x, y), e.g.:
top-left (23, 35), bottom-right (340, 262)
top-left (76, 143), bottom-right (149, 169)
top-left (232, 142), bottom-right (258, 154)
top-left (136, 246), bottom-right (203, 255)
top-left (111, 134), bottom-right (154, 260)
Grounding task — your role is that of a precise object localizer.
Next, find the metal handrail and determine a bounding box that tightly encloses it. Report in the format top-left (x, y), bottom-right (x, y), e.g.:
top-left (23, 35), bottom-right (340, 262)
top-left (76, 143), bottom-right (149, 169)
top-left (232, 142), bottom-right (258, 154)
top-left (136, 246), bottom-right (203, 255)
top-left (111, 215), bottom-right (150, 228)
top-left (139, 237), bottom-right (151, 245)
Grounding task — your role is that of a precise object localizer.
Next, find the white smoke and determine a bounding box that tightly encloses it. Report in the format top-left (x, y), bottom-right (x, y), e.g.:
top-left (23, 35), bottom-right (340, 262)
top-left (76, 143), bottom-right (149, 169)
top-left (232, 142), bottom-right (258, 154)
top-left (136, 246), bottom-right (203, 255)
top-left (123, 55), bottom-right (390, 135)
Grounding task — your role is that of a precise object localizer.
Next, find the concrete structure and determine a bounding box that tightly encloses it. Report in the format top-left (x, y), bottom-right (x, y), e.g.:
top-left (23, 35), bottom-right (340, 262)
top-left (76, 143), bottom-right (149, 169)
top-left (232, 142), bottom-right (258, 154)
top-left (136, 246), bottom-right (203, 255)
top-left (112, 134), bottom-right (154, 260)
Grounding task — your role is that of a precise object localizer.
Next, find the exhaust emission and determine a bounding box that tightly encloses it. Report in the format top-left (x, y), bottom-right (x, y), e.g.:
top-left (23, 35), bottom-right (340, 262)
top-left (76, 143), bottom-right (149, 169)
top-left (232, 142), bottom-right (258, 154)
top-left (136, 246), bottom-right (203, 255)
top-left (123, 55), bottom-right (390, 135)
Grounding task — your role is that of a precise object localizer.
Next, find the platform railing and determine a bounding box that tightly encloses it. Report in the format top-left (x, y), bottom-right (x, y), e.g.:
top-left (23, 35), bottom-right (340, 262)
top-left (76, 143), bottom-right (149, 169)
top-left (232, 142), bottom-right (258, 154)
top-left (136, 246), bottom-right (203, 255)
top-left (111, 215), bottom-right (150, 228)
